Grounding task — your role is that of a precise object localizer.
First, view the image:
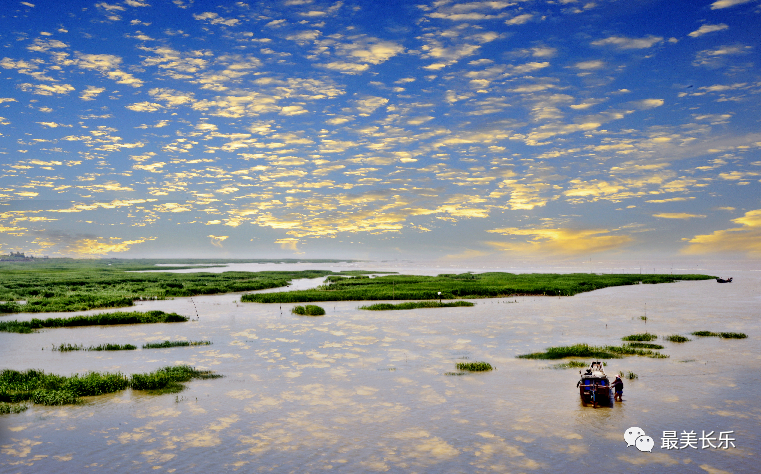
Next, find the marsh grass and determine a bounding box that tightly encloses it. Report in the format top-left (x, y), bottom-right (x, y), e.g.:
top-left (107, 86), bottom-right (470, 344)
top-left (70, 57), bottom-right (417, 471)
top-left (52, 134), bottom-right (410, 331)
top-left (664, 335), bottom-right (691, 343)
top-left (550, 360), bottom-right (588, 369)
top-left (444, 372), bottom-right (466, 376)
top-left (0, 259), bottom-right (353, 313)
top-left (621, 333), bottom-right (658, 342)
top-left (625, 342), bottom-right (664, 349)
top-left (52, 342), bottom-right (137, 351)
top-left (0, 365), bottom-right (220, 409)
top-left (242, 272), bottom-right (715, 303)
top-left (0, 311), bottom-right (188, 334)
top-left (619, 370), bottom-right (638, 379)
top-left (517, 343), bottom-right (667, 359)
top-left (89, 343), bottom-right (137, 351)
top-left (53, 343), bottom-right (84, 352)
top-left (359, 301), bottom-right (474, 310)
top-left (455, 361), bottom-right (493, 372)
top-left (691, 331), bottom-right (747, 339)
top-left (130, 366), bottom-right (221, 394)
top-left (0, 402), bottom-right (28, 414)
top-left (292, 304), bottom-right (325, 316)
top-left (142, 340), bottom-right (212, 349)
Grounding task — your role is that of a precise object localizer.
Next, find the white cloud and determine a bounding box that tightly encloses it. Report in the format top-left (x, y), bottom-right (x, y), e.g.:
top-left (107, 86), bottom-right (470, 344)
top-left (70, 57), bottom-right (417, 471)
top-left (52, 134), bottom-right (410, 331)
top-left (193, 12), bottom-right (240, 26)
top-left (95, 2), bottom-right (126, 12)
top-left (126, 101), bottom-right (163, 112)
top-left (506, 14), bottom-right (533, 25)
top-left (75, 53), bottom-right (144, 87)
top-left (693, 44), bottom-right (752, 67)
top-left (574, 60), bottom-right (605, 70)
top-left (18, 83), bottom-right (75, 95)
top-left (80, 86), bottom-right (106, 101)
top-left (591, 35), bottom-right (664, 49)
top-left (688, 23), bottom-right (729, 38)
top-left (711, 0), bottom-right (755, 9)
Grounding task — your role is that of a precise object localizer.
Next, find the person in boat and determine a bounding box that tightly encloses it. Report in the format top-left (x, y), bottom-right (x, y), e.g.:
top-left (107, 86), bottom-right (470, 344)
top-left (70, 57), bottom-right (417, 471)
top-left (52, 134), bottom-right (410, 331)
top-left (612, 375), bottom-right (624, 401)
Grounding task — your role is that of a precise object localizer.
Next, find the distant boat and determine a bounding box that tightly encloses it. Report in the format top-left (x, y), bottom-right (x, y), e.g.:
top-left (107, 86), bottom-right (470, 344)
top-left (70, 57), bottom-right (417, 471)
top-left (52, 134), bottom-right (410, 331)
top-left (577, 361), bottom-right (610, 407)
top-left (716, 277), bottom-right (733, 283)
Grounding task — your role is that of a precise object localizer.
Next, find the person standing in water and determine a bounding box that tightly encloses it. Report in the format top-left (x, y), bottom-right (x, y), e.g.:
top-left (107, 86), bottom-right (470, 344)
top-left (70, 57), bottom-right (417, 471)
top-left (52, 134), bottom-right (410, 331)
top-left (612, 375), bottom-right (624, 401)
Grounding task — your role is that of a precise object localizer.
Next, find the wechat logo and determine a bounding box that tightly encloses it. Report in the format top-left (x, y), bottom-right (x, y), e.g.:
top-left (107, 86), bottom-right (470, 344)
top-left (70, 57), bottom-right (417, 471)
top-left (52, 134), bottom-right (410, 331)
top-left (625, 427), bottom-right (654, 452)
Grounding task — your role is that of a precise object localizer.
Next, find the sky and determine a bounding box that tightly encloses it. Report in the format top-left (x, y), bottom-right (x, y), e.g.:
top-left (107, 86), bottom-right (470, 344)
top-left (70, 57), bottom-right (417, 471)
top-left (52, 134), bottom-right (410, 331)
top-left (0, 0), bottom-right (760, 262)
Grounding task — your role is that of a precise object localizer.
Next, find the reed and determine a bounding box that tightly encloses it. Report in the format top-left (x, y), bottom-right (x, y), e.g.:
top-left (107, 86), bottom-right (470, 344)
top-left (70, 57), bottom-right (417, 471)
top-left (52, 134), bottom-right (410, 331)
top-left (31, 389), bottom-right (79, 406)
top-left (0, 259), bottom-right (349, 313)
top-left (53, 343), bottom-right (84, 352)
top-left (517, 343), bottom-right (667, 359)
top-left (691, 331), bottom-right (748, 339)
top-left (142, 340), bottom-right (212, 349)
top-left (621, 333), bottom-right (657, 342)
top-left (550, 361), bottom-right (588, 369)
top-left (88, 343), bottom-right (137, 351)
top-left (292, 304), bottom-right (325, 316)
top-left (130, 365), bottom-right (220, 393)
top-left (625, 342), bottom-right (664, 349)
top-left (664, 335), bottom-right (690, 343)
top-left (62, 372), bottom-right (130, 397)
top-left (0, 311), bottom-right (188, 334)
top-left (242, 272), bottom-right (715, 303)
top-left (455, 361), bottom-right (493, 372)
top-left (359, 301), bottom-right (474, 310)
top-left (619, 370), bottom-right (638, 379)
top-left (0, 402), bottom-right (28, 414)
top-left (52, 343), bottom-right (137, 351)
top-left (0, 365), bottom-right (220, 408)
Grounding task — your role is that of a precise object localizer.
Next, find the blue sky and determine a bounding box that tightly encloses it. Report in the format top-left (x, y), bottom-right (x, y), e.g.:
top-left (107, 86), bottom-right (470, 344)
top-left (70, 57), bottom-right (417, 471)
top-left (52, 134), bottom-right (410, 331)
top-left (1, 0), bottom-right (759, 261)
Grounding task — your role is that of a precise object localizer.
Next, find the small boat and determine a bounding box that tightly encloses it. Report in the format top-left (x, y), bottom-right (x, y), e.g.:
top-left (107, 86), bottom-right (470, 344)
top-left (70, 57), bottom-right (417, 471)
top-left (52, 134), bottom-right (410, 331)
top-left (716, 277), bottom-right (733, 283)
top-left (577, 361), bottom-right (610, 407)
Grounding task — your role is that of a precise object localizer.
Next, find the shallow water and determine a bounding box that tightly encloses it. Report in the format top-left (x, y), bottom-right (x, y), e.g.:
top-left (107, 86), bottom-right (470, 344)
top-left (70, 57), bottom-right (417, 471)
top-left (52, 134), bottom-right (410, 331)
top-left (1, 262), bottom-right (759, 473)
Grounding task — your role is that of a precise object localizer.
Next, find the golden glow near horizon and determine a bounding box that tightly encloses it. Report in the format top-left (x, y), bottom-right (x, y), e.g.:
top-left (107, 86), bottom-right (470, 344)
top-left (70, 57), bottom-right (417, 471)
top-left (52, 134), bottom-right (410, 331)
top-left (0, 0), bottom-right (760, 260)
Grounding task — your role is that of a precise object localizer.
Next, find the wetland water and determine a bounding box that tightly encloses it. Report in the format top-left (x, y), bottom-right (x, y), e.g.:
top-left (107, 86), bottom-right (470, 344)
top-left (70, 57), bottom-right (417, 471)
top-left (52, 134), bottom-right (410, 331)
top-left (1, 261), bottom-right (759, 473)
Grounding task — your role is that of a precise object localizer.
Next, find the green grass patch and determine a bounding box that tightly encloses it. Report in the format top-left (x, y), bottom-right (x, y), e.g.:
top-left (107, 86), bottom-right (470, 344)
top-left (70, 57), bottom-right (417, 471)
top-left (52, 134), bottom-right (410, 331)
top-left (241, 272), bottom-right (715, 303)
top-left (619, 370), bottom-right (638, 379)
top-left (0, 365), bottom-right (220, 409)
top-left (0, 402), bottom-right (28, 414)
top-left (517, 343), bottom-right (667, 359)
top-left (550, 360), bottom-right (588, 369)
top-left (142, 340), bottom-right (212, 349)
top-left (625, 342), bottom-right (664, 349)
top-left (130, 366), bottom-right (221, 394)
top-left (0, 258), bottom-right (361, 313)
top-left (89, 343), bottom-right (138, 351)
top-left (0, 311), bottom-right (188, 334)
top-left (359, 301), bottom-right (474, 310)
top-left (621, 333), bottom-right (658, 342)
top-left (292, 304), bottom-right (325, 316)
top-left (698, 331), bottom-right (746, 339)
top-left (664, 335), bottom-right (691, 343)
top-left (455, 361), bottom-right (493, 372)
top-left (53, 343), bottom-right (84, 352)
top-left (52, 342), bottom-right (137, 351)
top-left (691, 331), bottom-right (747, 339)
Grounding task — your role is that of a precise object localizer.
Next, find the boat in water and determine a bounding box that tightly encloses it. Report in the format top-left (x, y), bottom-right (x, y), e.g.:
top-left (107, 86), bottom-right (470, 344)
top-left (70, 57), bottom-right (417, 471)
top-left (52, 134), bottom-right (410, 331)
top-left (577, 361), bottom-right (610, 407)
top-left (716, 277), bottom-right (733, 283)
